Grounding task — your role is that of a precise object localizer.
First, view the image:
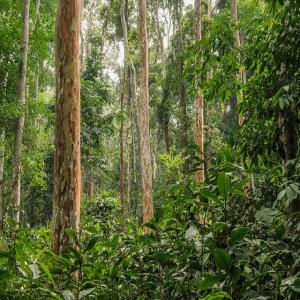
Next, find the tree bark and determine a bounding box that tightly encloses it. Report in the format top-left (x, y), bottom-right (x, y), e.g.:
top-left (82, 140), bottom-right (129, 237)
top-left (120, 0), bottom-right (129, 217)
top-left (231, 0), bottom-right (243, 125)
top-left (11, 0), bottom-right (30, 225)
top-left (51, 0), bottom-right (81, 255)
top-left (139, 0), bottom-right (153, 232)
top-left (194, 0), bottom-right (205, 182)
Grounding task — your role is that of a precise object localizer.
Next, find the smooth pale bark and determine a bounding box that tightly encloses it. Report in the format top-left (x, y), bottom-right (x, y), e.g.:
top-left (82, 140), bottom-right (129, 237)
top-left (194, 0), bottom-right (205, 182)
top-left (129, 64), bottom-right (140, 218)
top-left (119, 85), bottom-right (125, 216)
top-left (139, 0), bottom-right (153, 232)
top-left (11, 0), bottom-right (30, 224)
top-left (120, 0), bottom-right (129, 216)
top-left (0, 130), bottom-right (5, 232)
top-left (231, 0), bottom-right (243, 125)
top-left (51, 0), bottom-right (81, 255)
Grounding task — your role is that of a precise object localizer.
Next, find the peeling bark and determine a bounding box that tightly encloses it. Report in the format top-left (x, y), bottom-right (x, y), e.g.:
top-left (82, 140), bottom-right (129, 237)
top-left (139, 0), bottom-right (153, 232)
top-left (51, 0), bottom-right (81, 255)
top-left (11, 0), bottom-right (30, 225)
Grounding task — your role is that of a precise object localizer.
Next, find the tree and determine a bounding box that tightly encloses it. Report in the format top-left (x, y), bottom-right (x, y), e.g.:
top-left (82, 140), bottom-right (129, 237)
top-left (51, 0), bottom-right (81, 254)
top-left (231, 0), bottom-right (243, 125)
top-left (120, 0), bottom-right (129, 217)
top-left (139, 0), bottom-right (153, 232)
top-left (194, 0), bottom-right (205, 182)
top-left (11, 0), bottom-right (30, 224)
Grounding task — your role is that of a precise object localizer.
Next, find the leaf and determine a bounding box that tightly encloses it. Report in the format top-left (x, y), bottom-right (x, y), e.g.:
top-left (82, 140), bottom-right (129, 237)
top-left (281, 276), bottom-right (300, 293)
top-left (200, 190), bottom-right (223, 206)
top-left (143, 223), bottom-right (156, 230)
top-left (217, 172), bottom-right (230, 199)
top-left (286, 186), bottom-right (297, 202)
top-left (154, 252), bottom-right (174, 266)
top-left (199, 273), bottom-right (223, 291)
top-left (255, 207), bottom-right (277, 225)
top-left (29, 263), bottom-right (41, 280)
top-left (37, 288), bottom-right (63, 300)
top-left (64, 228), bottom-right (79, 243)
top-left (214, 249), bottom-right (232, 273)
top-left (202, 291), bottom-right (232, 300)
top-left (85, 236), bottom-right (100, 252)
top-left (39, 262), bottom-right (56, 287)
top-left (79, 288), bottom-right (95, 299)
top-left (212, 222), bottom-right (225, 232)
top-left (61, 290), bottom-right (76, 300)
top-left (229, 227), bottom-right (249, 246)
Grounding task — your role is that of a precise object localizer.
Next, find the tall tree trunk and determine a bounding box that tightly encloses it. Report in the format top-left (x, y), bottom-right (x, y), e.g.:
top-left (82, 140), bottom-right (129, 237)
top-left (11, 0), bottom-right (30, 225)
top-left (51, 0), bottom-right (81, 255)
top-left (120, 0), bottom-right (129, 217)
top-left (231, 0), bottom-right (243, 125)
top-left (0, 129), bottom-right (5, 232)
top-left (139, 0), bottom-right (153, 232)
top-left (194, 0), bottom-right (205, 182)
top-left (130, 64), bottom-right (140, 219)
top-left (204, 0), bottom-right (213, 177)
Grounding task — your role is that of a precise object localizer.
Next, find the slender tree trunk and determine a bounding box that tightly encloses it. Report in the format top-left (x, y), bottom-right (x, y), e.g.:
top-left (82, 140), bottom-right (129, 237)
top-left (139, 0), bottom-right (153, 232)
top-left (88, 175), bottom-right (94, 199)
top-left (120, 81), bottom-right (125, 216)
top-left (11, 0), bottom-right (30, 225)
top-left (0, 129), bottom-right (5, 232)
top-left (204, 0), bottom-right (213, 176)
top-left (194, 0), bottom-right (205, 182)
top-left (130, 64), bottom-right (140, 219)
top-left (120, 0), bottom-right (129, 217)
top-left (231, 0), bottom-right (243, 125)
top-left (51, 0), bottom-right (81, 255)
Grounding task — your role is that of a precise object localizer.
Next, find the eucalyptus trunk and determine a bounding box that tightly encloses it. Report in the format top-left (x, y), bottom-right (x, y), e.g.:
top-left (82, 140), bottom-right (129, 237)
top-left (51, 0), bottom-right (81, 255)
top-left (139, 0), bottom-right (153, 232)
top-left (11, 0), bottom-right (30, 224)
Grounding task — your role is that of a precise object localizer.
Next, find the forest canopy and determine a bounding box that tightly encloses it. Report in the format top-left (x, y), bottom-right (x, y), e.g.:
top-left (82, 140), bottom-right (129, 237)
top-left (0, 0), bottom-right (299, 299)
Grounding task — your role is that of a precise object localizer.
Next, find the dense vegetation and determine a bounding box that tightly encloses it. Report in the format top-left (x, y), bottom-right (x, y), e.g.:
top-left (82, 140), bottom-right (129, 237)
top-left (0, 0), bottom-right (299, 299)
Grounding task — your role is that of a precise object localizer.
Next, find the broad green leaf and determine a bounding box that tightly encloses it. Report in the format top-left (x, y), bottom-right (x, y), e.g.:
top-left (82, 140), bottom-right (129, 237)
top-left (199, 273), bottom-right (223, 291)
top-left (202, 291), bottom-right (232, 300)
top-left (200, 190), bottom-right (223, 206)
top-left (217, 172), bottom-right (230, 199)
top-left (39, 262), bottom-right (56, 287)
top-left (214, 249), bottom-right (232, 273)
top-left (229, 227), bottom-right (249, 246)
top-left (64, 228), bottom-right (79, 243)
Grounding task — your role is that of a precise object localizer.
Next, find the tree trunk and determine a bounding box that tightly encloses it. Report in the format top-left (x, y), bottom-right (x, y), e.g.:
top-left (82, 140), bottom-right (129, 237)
top-left (139, 0), bottom-right (153, 232)
top-left (204, 0), bottom-right (213, 176)
top-left (130, 64), bottom-right (140, 219)
top-left (194, 0), bottom-right (205, 182)
top-left (11, 0), bottom-right (30, 225)
top-left (120, 0), bottom-right (129, 217)
top-left (231, 0), bottom-right (243, 125)
top-left (0, 129), bottom-right (5, 232)
top-left (88, 174), bottom-right (94, 199)
top-left (51, 0), bottom-right (81, 255)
